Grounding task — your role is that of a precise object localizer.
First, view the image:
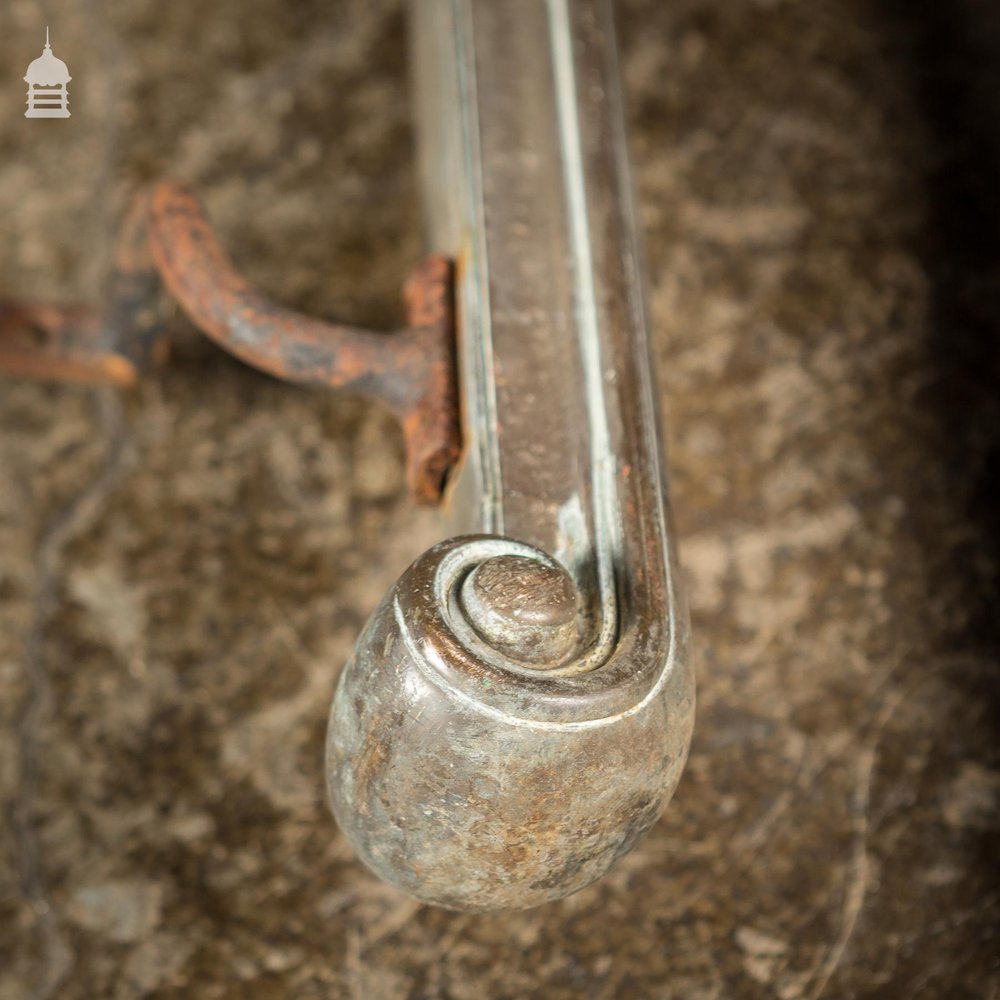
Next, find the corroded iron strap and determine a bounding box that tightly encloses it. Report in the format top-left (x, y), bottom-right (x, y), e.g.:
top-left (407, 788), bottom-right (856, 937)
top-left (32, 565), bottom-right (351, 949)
top-left (0, 192), bottom-right (168, 387)
top-left (0, 303), bottom-right (131, 386)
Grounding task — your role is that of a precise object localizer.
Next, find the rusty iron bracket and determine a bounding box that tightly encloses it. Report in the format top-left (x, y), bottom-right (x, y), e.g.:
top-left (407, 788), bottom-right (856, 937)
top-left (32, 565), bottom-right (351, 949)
top-left (0, 182), bottom-right (460, 505)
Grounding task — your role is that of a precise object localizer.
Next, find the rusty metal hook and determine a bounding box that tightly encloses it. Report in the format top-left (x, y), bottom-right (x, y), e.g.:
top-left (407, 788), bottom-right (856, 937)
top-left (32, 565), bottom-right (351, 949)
top-left (0, 182), bottom-right (460, 504)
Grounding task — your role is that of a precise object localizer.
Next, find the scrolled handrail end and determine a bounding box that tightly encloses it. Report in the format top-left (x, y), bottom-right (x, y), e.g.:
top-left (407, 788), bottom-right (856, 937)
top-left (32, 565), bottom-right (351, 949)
top-left (325, 535), bottom-right (693, 911)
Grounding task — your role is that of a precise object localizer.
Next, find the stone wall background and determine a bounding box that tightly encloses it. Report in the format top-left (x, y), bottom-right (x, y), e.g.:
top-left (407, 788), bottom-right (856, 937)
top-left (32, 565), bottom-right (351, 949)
top-left (0, 0), bottom-right (997, 997)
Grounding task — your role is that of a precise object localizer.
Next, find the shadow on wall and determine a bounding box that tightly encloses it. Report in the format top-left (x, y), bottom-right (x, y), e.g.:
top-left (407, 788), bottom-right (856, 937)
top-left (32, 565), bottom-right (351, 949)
top-left (881, 0), bottom-right (1000, 902)
top-left (885, 0), bottom-right (1000, 647)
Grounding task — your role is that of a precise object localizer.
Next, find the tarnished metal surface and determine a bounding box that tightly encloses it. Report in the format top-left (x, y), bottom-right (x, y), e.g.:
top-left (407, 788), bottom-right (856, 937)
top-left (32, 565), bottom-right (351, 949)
top-left (461, 553), bottom-right (580, 666)
top-left (0, 183), bottom-right (460, 504)
top-left (328, 536), bottom-right (691, 911)
top-left (327, 0), bottom-right (694, 910)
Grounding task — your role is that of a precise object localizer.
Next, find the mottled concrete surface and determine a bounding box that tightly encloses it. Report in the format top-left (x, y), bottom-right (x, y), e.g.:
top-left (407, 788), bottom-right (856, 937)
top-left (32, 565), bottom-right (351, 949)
top-left (0, 0), bottom-right (998, 997)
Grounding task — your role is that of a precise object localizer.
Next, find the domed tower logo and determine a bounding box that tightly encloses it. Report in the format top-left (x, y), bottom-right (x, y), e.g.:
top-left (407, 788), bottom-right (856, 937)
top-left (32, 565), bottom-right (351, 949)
top-left (24, 28), bottom-right (71, 119)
